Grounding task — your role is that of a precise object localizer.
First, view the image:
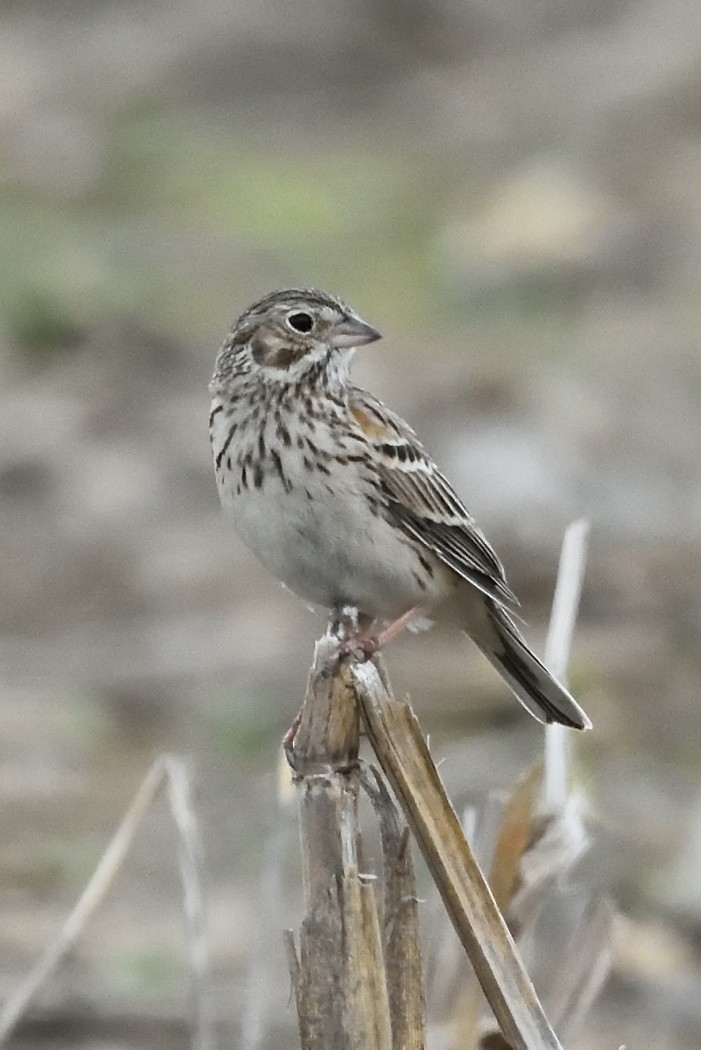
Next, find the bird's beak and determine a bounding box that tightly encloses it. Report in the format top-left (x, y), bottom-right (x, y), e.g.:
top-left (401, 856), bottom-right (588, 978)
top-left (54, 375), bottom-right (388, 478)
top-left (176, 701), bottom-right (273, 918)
top-left (330, 313), bottom-right (382, 349)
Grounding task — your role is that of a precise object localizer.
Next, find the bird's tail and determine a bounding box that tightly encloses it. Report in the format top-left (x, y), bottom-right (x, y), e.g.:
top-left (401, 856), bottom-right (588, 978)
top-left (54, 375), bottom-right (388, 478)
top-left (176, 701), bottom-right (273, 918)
top-left (473, 603), bottom-right (591, 730)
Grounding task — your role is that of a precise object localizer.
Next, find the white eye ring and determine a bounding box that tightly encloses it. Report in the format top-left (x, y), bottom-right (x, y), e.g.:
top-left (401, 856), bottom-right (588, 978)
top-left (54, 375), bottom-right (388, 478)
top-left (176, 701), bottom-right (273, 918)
top-left (285, 311), bottom-right (314, 334)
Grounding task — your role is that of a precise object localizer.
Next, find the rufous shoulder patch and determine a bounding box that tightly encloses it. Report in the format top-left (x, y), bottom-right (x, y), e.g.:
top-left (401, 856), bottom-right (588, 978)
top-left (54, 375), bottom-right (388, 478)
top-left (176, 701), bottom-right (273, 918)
top-left (350, 404), bottom-right (390, 440)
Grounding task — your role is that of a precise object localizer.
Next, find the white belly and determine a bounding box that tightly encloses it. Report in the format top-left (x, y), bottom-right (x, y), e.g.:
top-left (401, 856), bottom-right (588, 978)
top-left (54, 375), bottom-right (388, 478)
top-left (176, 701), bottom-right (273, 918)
top-left (219, 471), bottom-right (432, 617)
top-left (212, 419), bottom-right (444, 619)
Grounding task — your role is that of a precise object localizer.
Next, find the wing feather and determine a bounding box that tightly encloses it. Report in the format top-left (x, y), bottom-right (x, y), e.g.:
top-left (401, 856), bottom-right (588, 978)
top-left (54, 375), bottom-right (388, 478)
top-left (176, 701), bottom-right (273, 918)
top-left (349, 389), bottom-right (518, 608)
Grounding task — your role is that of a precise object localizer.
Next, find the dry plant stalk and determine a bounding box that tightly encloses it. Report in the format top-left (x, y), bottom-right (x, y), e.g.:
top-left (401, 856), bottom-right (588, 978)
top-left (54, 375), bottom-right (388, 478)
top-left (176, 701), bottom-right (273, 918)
top-left (285, 633), bottom-right (425, 1050)
top-left (286, 638), bottom-right (565, 1050)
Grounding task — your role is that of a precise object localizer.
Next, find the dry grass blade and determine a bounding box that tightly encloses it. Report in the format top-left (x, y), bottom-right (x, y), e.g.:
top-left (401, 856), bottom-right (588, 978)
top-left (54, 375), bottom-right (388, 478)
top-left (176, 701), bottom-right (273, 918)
top-left (353, 660), bottom-right (563, 1050)
top-left (241, 808), bottom-right (292, 1050)
top-left (544, 519), bottom-right (590, 683)
top-left (488, 764), bottom-right (543, 923)
top-left (511, 520), bottom-right (589, 926)
top-left (0, 755), bottom-right (211, 1050)
top-left (163, 756), bottom-right (214, 1050)
top-left (543, 520), bottom-right (590, 815)
top-left (0, 757), bottom-right (167, 1045)
top-left (551, 898), bottom-right (617, 1041)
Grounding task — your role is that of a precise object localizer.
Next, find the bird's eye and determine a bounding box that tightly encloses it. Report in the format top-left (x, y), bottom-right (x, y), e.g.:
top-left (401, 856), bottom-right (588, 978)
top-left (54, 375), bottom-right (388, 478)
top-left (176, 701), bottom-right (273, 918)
top-left (286, 311), bottom-right (314, 334)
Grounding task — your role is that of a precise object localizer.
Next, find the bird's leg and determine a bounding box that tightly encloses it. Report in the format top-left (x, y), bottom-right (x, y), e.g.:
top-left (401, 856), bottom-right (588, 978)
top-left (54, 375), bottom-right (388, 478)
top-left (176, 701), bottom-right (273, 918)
top-left (373, 606), bottom-right (421, 648)
top-left (282, 708), bottom-right (302, 755)
top-left (330, 604), bottom-right (361, 642)
top-left (338, 606), bottom-right (420, 661)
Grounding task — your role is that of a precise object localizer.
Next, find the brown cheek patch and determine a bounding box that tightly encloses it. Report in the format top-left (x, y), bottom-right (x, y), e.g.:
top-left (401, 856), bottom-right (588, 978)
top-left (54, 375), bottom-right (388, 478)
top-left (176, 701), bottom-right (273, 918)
top-left (251, 337), bottom-right (305, 370)
top-left (268, 345), bottom-right (303, 369)
top-left (350, 405), bottom-right (390, 440)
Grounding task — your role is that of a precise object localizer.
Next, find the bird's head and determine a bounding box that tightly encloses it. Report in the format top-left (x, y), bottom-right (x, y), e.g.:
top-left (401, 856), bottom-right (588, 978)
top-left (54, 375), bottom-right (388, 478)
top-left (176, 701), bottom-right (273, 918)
top-left (212, 288), bottom-right (381, 388)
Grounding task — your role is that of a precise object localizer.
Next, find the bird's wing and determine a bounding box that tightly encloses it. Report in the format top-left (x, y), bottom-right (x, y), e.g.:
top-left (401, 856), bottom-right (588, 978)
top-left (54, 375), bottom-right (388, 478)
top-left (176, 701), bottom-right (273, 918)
top-left (348, 388), bottom-right (518, 608)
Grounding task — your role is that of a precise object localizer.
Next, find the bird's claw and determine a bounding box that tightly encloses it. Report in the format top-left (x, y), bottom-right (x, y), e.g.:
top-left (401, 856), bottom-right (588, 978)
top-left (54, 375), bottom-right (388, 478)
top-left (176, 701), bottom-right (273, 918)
top-left (337, 633), bottom-right (380, 662)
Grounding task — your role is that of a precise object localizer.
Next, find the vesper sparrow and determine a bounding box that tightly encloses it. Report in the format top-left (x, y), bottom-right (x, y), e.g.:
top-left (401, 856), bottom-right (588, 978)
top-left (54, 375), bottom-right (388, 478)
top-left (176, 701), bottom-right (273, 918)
top-left (209, 289), bottom-right (590, 730)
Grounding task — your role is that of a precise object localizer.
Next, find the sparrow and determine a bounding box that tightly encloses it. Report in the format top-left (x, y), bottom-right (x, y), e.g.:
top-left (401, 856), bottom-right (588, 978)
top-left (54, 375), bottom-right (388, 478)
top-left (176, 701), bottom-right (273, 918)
top-left (209, 288), bottom-right (590, 730)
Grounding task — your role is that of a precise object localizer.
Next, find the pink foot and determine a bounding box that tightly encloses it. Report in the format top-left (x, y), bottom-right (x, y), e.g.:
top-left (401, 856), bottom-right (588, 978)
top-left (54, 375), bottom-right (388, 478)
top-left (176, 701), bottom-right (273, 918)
top-left (338, 606), bottom-right (420, 662)
top-left (338, 633), bottom-right (380, 661)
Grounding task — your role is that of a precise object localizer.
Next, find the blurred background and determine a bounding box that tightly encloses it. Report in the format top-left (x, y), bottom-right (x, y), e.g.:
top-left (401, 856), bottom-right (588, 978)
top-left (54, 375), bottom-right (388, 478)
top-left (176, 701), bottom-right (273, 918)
top-left (1, 0), bottom-right (700, 1047)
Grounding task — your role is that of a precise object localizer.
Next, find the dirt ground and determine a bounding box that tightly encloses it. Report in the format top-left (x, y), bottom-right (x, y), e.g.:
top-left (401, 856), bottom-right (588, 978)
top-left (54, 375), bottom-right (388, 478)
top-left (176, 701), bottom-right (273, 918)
top-left (2, 1), bottom-right (701, 1047)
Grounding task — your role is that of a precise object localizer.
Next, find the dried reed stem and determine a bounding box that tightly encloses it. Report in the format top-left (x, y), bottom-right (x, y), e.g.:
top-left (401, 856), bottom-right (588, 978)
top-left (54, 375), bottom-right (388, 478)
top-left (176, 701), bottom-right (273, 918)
top-left (543, 519), bottom-right (590, 814)
top-left (0, 754), bottom-right (211, 1050)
